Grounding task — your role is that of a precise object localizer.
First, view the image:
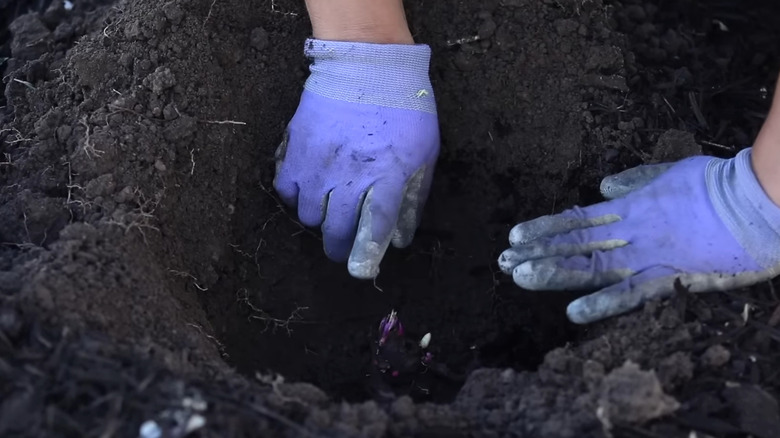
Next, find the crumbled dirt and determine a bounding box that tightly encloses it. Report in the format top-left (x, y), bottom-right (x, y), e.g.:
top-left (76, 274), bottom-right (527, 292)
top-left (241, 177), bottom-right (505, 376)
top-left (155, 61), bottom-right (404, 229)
top-left (1, 0), bottom-right (780, 436)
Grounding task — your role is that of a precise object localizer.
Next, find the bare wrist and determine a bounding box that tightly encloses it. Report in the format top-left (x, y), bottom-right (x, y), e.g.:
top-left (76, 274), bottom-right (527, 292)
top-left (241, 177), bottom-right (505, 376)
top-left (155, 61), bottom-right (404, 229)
top-left (305, 0), bottom-right (414, 44)
top-left (751, 85), bottom-right (780, 206)
top-left (312, 25), bottom-right (414, 44)
top-left (751, 136), bottom-right (780, 206)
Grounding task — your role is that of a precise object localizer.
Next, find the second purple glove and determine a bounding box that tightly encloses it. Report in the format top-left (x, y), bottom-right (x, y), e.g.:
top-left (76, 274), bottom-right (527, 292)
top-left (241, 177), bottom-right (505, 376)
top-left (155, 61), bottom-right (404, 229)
top-left (498, 149), bottom-right (780, 324)
top-left (274, 39), bottom-right (440, 279)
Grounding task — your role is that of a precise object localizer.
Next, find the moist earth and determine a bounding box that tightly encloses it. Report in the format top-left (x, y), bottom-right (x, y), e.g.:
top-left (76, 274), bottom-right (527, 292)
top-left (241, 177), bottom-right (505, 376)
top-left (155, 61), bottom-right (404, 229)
top-left (1, 0), bottom-right (780, 437)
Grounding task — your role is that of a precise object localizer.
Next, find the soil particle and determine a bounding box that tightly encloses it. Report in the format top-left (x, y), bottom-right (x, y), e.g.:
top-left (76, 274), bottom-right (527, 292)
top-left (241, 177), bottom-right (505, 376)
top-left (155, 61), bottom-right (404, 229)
top-left (598, 361), bottom-right (680, 427)
top-left (701, 344), bottom-right (731, 369)
top-left (162, 115), bottom-right (196, 141)
top-left (162, 2), bottom-right (184, 25)
top-left (583, 74), bottom-right (629, 92)
top-left (478, 17), bottom-right (497, 40)
top-left (651, 129), bottom-right (703, 163)
top-left (0, 306), bottom-right (22, 337)
top-left (721, 384), bottom-right (780, 438)
top-left (657, 351), bottom-right (694, 391)
top-left (250, 27), bottom-right (269, 51)
top-left (582, 359), bottom-right (606, 388)
top-left (1, 0), bottom-right (780, 436)
top-left (586, 45), bottom-right (624, 72)
top-left (9, 13), bottom-right (50, 60)
top-left (144, 66), bottom-right (177, 95)
top-left (70, 51), bottom-right (120, 89)
top-left (85, 173), bottom-right (116, 199)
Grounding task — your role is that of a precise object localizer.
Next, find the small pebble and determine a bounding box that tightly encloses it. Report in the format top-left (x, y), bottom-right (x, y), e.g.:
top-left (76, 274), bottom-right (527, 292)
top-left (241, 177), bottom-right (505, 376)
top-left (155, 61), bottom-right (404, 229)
top-left (139, 420), bottom-right (162, 438)
top-left (701, 344), bottom-right (731, 368)
top-left (478, 19), bottom-right (497, 40)
top-left (250, 27), bottom-right (269, 51)
top-left (0, 308), bottom-right (22, 338)
top-left (391, 396), bottom-right (415, 418)
top-left (185, 414), bottom-right (206, 433)
top-left (623, 5), bottom-right (646, 22)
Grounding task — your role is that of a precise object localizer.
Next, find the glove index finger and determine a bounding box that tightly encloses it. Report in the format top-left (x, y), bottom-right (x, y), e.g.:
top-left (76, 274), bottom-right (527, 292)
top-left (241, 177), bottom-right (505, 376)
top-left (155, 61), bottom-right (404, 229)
top-left (348, 186), bottom-right (400, 280)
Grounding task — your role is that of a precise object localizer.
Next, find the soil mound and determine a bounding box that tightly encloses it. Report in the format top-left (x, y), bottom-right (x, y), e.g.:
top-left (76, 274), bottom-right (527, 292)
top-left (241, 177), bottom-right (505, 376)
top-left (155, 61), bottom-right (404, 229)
top-left (1, 0), bottom-right (779, 436)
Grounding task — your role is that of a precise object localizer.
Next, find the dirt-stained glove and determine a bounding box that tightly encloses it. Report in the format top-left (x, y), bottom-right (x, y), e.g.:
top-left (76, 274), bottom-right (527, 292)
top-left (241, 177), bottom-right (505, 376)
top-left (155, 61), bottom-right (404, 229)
top-left (274, 39), bottom-right (440, 279)
top-left (498, 148), bottom-right (780, 324)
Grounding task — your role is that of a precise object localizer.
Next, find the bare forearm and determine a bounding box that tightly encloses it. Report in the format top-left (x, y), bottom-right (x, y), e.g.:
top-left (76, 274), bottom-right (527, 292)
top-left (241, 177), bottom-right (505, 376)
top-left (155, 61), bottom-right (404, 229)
top-left (304, 0), bottom-right (413, 44)
top-left (752, 74), bottom-right (780, 206)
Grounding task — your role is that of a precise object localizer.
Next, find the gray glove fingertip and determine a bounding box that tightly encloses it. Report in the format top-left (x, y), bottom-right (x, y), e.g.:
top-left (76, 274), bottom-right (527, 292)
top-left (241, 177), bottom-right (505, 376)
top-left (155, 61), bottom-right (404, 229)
top-left (498, 244), bottom-right (558, 273)
top-left (498, 247), bottom-right (524, 274)
top-left (600, 163), bottom-right (675, 200)
top-left (348, 188), bottom-right (393, 280)
top-left (508, 216), bottom-right (556, 245)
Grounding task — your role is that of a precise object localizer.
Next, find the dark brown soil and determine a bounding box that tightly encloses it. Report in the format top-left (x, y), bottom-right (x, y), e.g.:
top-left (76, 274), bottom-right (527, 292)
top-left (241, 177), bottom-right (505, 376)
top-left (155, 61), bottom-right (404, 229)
top-left (1, 0), bottom-right (780, 436)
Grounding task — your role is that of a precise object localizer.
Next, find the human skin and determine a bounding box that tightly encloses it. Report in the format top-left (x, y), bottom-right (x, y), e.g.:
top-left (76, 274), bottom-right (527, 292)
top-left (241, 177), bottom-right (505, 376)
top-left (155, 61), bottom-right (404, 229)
top-left (303, 0), bottom-right (414, 44)
top-left (751, 73), bottom-right (780, 207)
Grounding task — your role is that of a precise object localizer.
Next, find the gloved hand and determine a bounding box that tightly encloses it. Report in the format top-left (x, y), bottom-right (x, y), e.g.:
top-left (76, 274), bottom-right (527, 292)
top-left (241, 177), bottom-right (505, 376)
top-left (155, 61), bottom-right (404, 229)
top-left (274, 39), bottom-right (440, 279)
top-left (498, 148), bottom-right (780, 324)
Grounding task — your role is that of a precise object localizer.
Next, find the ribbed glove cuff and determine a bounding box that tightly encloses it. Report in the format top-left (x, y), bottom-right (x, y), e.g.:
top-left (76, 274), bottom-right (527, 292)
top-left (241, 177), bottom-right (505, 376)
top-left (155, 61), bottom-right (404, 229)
top-left (707, 148), bottom-right (780, 269)
top-left (302, 38), bottom-right (437, 114)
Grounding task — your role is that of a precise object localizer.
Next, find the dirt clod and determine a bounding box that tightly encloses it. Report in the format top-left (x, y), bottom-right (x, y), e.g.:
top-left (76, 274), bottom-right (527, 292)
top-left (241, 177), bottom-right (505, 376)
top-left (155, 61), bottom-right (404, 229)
top-left (1, 0), bottom-right (780, 436)
top-left (651, 129), bottom-right (703, 163)
top-left (658, 351), bottom-right (694, 390)
top-left (250, 27), bottom-right (269, 51)
top-left (9, 14), bottom-right (50, 60)
top-left (722, 384), bottom-right (780, 438)
top-left (701, 344), bottom-right (731, 368)
top-left (144, 66), bottom-right (177, 95)
top-left (598, 361), bottom-right (680, 427)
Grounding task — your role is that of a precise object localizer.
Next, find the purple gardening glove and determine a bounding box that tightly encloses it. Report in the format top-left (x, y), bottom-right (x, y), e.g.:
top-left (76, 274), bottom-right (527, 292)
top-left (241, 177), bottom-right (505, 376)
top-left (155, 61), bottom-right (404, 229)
top-left (274, 39), bottom-right (440, 279)
top-left (499, 148), bottom-right (780, 324)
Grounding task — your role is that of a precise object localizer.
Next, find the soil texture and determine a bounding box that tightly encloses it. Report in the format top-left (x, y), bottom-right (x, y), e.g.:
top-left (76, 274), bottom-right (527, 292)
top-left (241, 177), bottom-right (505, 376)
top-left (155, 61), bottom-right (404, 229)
top-left (1, 0), bottom-right (780, 436)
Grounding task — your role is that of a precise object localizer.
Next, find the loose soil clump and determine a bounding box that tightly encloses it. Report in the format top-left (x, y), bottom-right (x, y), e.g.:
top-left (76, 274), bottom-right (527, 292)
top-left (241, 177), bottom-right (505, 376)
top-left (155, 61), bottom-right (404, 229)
top-left (1, 0), bottom-right (779, 436)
